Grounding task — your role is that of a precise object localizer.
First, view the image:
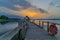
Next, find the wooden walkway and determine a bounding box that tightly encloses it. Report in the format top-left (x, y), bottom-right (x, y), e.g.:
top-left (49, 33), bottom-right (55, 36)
top-left (24, 22), bottom-right (58, 40)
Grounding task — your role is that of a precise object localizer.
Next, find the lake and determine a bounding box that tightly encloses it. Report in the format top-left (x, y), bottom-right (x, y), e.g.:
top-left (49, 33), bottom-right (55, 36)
top-left (0, 22), bottom-right (18, 36)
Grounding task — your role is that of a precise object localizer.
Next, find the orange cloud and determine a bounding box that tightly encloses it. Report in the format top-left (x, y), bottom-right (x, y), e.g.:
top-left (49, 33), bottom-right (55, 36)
top-left (0, 7), bottom-right (47, 19)
top-left (20, 9), bottom-right (47, 18)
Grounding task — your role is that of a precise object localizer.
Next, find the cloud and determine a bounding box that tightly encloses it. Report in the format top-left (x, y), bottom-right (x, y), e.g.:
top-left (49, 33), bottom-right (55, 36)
top-left (20, 8), bottom-right (47, 18)
top-left (14, 4), bottom-right (48, 13)
top-left (1, 0), bottom-right (60, 19)
top-left (0, 6), bottom-right (48, 19)
top-left (47, 8), bottom-right (60, 18)
top-left (14, 5), bottom-right (24, 9)
top-left (0, 0), bottom-right (48, 19)
top-left (0, 6), bottom-right (60, 19)
top-left (14, 4), bottom-right (26, 10)
top-left (0, 0), bottom-right (31, 11)
top-left (0, 7), bottom-right (22, 16)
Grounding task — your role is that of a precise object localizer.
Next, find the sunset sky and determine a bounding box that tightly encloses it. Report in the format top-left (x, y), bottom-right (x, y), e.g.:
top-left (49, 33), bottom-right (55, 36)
top-left (0, 0), bottom-right (60, 19)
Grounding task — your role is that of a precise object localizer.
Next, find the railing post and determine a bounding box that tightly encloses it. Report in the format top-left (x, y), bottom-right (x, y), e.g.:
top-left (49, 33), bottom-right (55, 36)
top-left (39, 20), bottom-right (41, 27)
top-left (32, 20), bottom-right (35, 23)
top-left (47, 22), bottom-right (49, 32)
top-left (18, 21), bottom-right (28, 40)
top-left (42, 21), bottom-right (44, 28)
top-left (18, 29), bottom-right (22, 40)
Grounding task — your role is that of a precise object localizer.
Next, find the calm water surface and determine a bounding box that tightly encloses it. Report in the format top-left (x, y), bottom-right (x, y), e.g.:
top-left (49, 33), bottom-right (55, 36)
top-left (0, 22), bottom-right (18, 36)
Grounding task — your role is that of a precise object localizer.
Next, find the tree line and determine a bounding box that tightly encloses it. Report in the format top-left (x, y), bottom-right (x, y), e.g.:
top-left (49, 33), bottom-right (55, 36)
top-left (0, 15), bottom-right (8, 20)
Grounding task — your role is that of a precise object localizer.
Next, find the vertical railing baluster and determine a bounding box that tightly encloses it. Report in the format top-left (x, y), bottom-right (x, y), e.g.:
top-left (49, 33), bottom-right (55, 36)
top-left (47, 22), bottom-right (49, 32)
top-left (32, 20), bottom-right (35, 23)
top-left (42, 21), bottom-right (44, 28)
top-left (39, 20), bottom-right (41, 27)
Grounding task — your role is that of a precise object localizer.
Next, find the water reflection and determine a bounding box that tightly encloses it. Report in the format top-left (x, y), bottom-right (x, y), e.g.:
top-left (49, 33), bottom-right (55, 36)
top-left (0, 22), bottom-right (18, 36)
top-left (0, 21), bottom-right (8, 25)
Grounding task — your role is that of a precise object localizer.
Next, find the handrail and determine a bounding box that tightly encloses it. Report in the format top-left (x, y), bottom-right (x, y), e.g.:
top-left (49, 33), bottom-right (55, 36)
top-left (44, 21), bottom-right (60, 25)
top-left (30, 19), bottom-right (60, 33)
top-left (31, 19), bottom-right (60, 20)
top-left (30, 19), bottom-right (60, 25)
top-left (18, 20), bottom-right (28, 40)
top-left (11, 20), bottom-right (28, 40)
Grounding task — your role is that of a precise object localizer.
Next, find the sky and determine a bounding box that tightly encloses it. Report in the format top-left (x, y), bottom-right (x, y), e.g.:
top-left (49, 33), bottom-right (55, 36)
top-left (26, 0), bottom-right (52, 10)
top-left (0, 0), bottom-right (60, 19)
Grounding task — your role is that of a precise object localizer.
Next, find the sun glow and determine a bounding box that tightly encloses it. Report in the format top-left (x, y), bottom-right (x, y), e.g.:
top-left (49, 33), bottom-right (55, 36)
top-left (20, 9), bottom-right (47, 18)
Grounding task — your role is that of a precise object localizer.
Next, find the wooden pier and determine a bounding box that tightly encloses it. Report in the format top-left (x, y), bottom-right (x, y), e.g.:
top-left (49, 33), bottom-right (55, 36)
top-left (0, 17), bottom-right (60, 40)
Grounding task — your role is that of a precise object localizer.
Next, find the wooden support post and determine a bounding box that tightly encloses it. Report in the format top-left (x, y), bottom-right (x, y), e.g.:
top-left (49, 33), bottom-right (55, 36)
top-left (42, 21), bottom-right (44, 28)
top-left (33, 20), bottom-right (35, 23)
top-left (39, 20), bottom-right (41, 27)
top-left (18, 29), bottom-right (22, 40)
top-left (47, 22), bottom-right (49, 32)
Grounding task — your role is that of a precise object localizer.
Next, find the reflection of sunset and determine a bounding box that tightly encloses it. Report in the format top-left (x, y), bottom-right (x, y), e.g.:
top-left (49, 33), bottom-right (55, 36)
top-left (20, 9), bottom-right (47, 18)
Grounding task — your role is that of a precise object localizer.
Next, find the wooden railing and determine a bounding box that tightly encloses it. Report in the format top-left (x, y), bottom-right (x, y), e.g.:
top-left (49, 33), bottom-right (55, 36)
top-left (18, 22), bottom-right (28, 40)
top-left (30, 19), bottom-right (60, 32)
top-left (11, 20), bottom-right (28, 40)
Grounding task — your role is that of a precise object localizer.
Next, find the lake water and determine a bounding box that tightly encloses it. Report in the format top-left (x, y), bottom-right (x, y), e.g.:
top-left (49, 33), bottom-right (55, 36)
top-left (0, 22), bottom-right (18, 36)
